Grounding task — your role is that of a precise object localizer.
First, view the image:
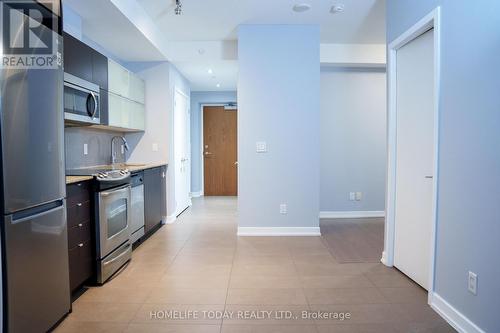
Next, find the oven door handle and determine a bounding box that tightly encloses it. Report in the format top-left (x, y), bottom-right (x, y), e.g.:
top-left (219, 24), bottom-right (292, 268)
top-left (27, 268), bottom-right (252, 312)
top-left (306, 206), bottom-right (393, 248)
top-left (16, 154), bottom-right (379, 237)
top-left (100, 185), bottom-right (131, 197)
top-left (103, 243), bottom-right (131, 266)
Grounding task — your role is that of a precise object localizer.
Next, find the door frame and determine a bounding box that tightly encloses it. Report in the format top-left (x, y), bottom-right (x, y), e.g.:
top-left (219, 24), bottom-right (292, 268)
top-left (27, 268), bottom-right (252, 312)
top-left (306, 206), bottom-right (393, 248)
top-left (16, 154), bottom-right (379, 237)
top-left (173, 87), bottom-right (192, 216)
top-left (383, 7), bottom-right (441, 300)
top-left (199, 103), bottom-right (234, 196)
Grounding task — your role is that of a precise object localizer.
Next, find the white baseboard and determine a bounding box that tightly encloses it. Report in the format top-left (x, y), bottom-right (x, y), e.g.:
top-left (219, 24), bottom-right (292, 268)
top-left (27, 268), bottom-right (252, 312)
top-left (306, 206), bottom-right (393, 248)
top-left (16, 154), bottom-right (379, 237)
top-left (190, 191), bottom-right (203, 198)
top-left (430, 292), bottom-right (485, 333)
top-left (380, 251), bottom-right (390, 266)
top-left (163, 215), bottom-right (177, 225)
top-left (237, 227), bottom-right (321, 237)
top-left (319, 211), bottom-right (385, 219)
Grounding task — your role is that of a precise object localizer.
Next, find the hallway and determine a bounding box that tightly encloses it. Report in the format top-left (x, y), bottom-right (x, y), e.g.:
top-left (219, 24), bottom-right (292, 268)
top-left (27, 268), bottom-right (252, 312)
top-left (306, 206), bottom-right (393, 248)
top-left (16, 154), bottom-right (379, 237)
top-left (56, 197), bottom-right (454, 333)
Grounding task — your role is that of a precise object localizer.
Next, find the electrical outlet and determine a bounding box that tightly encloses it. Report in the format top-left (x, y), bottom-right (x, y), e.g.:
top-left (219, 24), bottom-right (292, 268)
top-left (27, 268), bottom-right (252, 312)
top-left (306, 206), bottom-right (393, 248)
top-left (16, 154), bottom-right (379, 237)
top-left (256, 141), bottom-right (267, 153)
top-left (349, 192), bottom-right (356, 201)
top-left (83, 144), bottom-right (88, 156)
top-left (356, 192), bottom-right (363, 201)
top-left (468, 271), bottom-right (478, 295)
top-left (280, 204), bottom-right (287, 215)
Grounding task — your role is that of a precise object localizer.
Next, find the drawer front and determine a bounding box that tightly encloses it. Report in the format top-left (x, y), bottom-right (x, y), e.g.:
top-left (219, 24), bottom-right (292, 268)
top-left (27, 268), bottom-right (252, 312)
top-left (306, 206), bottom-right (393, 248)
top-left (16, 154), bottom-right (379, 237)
top-left (68, 221), bottom-right (91, 250)
top-left (67, 182), bottom-right (90, 207)
top-left (68, 240), bottom-right (93, 291)
top-left (67, 201), bottom-right (91, 227)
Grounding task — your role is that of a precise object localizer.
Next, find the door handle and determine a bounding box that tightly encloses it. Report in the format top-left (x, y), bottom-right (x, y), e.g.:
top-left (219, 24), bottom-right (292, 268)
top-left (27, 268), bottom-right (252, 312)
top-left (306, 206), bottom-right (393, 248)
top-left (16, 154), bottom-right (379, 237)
top-left (204, 152), bottom-right (213, 156)
top-left (425, 176), bottom-right (433, 179)
top-left (234, 161), bottom-right (239, 165)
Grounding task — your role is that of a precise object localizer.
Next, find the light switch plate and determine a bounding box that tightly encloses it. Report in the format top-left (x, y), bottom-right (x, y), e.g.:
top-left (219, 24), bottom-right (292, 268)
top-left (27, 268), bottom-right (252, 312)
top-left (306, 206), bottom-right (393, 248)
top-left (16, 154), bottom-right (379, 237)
top-left (83, 144), bottom-right (88, 156)
top-left (468, 271), bottom-right (478, 295)
top-left (280, 204), bottom-right (287, 215)
top-left (256, 141), bottom-right (267, 153)
top-left (356, 192), bottom-right (363, 201)
top-left (121, 145), bottom-right (124, 154)
top-left (152, 143), bottom-right (159, 152)
top-left (349, 192), bottom-right (356, 201)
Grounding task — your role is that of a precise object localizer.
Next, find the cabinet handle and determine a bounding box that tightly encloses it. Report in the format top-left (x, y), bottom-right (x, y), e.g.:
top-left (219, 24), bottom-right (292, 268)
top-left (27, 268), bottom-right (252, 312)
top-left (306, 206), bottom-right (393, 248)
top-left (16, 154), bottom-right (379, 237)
top-left (78, 243), bottom-right (84, 247)
top-left (78, 223), bottom-right (83, 227)
top-left (77, 203), bottom-right (82, 207)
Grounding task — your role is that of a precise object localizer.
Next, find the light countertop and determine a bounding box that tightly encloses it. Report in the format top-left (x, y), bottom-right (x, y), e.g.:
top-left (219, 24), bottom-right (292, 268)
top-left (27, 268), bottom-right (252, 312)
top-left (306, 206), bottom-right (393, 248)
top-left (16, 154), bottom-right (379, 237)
top-left (65, 163), bottom-right (167, 184)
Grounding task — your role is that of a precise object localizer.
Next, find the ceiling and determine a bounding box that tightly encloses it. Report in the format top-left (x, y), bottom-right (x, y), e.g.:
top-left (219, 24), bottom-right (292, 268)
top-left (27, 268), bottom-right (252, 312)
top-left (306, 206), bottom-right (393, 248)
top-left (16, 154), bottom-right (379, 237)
top-left (64, 0), bottom-right (386, 91)
top-left (138, 0), bottom-right (386, 44)
top-left (64, 0), bottom-right (166, 61)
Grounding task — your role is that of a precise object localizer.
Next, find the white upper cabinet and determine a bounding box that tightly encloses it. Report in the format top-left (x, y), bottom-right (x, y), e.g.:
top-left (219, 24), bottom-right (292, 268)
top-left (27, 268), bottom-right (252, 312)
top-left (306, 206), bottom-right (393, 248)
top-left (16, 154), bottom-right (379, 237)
top-left (129, 75), bottom-right (145, 104)
top-left (108, 60), bottom-right (130, 97)
top-left (107, 59), bottom-right (145, 131)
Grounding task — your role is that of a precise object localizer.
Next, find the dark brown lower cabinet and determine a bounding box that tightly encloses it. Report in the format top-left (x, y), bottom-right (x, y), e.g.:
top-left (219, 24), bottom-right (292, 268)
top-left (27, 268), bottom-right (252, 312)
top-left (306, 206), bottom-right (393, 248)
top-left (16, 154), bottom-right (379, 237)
top-left (144, 166), bottom-right (166, 235)
top-left (66, 181), bottom-right (94, 292)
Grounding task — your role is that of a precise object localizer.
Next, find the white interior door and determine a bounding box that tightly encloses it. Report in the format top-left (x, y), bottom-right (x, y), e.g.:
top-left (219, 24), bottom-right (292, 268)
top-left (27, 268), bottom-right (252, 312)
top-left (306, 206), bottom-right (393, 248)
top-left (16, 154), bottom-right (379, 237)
top-left (394, 29), bottom-right (435, 290)
top-left (174, 90), bottom-right (191, 215)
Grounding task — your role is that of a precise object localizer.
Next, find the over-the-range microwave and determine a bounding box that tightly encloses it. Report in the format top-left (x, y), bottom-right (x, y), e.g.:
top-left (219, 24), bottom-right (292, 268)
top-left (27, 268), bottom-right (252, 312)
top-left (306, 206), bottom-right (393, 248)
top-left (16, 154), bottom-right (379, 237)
top-left (64, 72), bottom-right (101, 125)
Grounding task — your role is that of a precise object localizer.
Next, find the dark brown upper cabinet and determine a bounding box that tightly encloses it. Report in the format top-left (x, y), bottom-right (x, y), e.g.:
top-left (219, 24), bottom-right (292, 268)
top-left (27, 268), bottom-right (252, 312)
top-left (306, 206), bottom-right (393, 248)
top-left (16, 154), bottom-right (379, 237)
top-left (63, 32), bottom-right (108, 90)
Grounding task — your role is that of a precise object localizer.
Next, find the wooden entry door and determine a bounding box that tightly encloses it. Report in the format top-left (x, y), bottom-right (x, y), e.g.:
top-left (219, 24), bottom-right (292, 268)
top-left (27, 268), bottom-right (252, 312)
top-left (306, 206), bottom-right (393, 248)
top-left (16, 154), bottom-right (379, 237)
top-left (203, 106), bottom-right (237, 196)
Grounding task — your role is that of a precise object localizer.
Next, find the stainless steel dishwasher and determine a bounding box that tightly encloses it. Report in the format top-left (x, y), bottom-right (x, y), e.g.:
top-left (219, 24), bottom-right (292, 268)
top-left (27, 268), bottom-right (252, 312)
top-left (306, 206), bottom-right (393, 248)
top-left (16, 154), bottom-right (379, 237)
top-left (130, 172), bottom-right (145, 244)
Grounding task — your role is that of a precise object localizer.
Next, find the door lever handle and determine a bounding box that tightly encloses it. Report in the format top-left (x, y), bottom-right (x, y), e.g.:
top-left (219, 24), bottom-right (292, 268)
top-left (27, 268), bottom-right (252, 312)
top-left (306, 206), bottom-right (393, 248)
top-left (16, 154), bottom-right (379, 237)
top-left (425, 176), bottom-right (433, 179)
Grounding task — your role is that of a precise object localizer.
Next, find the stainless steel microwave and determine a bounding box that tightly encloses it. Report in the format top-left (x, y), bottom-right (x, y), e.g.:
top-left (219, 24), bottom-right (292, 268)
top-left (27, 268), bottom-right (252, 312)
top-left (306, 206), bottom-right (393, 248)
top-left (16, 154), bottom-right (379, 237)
top-left (64, 73), bottom-right (100, 125)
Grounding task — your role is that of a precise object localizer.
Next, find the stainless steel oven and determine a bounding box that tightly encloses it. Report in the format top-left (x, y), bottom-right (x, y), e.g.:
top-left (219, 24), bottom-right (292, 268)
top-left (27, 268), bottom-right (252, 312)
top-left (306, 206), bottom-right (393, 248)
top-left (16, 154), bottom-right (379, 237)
top-left (64, 72), bottom-right (100, 125)
top-left (97, 183), bottom-right (131, 283)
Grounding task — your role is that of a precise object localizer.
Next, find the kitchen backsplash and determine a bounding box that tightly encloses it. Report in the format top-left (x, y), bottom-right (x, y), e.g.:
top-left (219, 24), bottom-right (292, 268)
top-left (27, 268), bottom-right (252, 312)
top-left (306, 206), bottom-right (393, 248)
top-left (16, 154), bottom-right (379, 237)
top-left (65, 126), bottom-right (126, 169)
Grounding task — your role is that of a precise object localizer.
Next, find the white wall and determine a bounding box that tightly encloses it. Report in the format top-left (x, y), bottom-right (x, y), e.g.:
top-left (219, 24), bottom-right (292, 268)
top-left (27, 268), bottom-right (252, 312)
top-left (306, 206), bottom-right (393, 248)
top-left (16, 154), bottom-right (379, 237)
top-left (125, 62), bottom-right (191, 221)
top-left (238, 25), bottom-right (320, 233)
top-left (320, 68), bottom-right (387, 213)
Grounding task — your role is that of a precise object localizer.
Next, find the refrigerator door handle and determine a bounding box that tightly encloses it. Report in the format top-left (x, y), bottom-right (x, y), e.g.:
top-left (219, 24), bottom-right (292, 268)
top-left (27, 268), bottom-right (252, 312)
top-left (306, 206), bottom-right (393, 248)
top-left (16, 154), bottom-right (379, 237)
top-left (10, 201), bottom-right (65, 225)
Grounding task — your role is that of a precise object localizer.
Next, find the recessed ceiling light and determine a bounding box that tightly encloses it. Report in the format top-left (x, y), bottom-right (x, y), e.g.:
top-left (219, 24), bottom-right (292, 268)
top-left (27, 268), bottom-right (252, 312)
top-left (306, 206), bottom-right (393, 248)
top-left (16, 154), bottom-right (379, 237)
top-left (330, 4), bottom-right (345, 13)
top-left (208, 68), bottom-right (213, 74)
top-left (216, 83), bottom-right (221, 88)
top-left (293, 3), bottom-right (311, 13)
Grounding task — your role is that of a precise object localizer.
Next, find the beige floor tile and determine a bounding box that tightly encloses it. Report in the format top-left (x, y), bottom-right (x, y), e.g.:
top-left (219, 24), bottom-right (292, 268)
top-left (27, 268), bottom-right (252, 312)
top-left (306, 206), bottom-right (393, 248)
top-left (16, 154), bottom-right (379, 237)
top-left (55, 197), bottom-right (453, 332)
top-left (54, 320), bottom-right (128, 333)
top-left (165, 263), bottom-right (232, 277)
top-left (291, 254), bottom-right (338, 265)
top-left (300, 275), bottom-right (375, 289)
top-left (229, 276), bottom-right (301, 289)
top-left (392, 321), bottom-right (456, 333)
top-left (67, 302), bottom-right (142, 323)
top-left (316, 323), bottom-right (398, 333)
top-left (226, 288), bottom-right (308, 305)
top-left (77, 286), bottom-right (153, 304)
top-left (158, 275), bottom-right (230, 289)
top-left (231, 264), bottom-right (297, 277)
top-left (124, 323), bottom-right (221, 333)
top-left (378, 286), bottom-right (428, 304)
top-left (365, 273), bottom-right (416, 288)
top-left (304, 288), bottom-right (387, 305)
top-left (295, 263), bottom-right (364, 276)
top-left (221, 324), bottom-right (318, 332)
top-left (173, 253), bottom-right (235, 265)
top-left (144, 287), bottom-right (227, 304)
top-left (233, 254), bottom-right (294, 265)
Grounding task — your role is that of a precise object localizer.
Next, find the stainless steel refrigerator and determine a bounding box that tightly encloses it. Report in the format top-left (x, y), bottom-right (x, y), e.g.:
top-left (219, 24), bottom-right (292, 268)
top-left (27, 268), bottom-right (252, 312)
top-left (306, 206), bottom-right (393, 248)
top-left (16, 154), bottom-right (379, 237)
top-left (0, 1), bottom-right (70, 332)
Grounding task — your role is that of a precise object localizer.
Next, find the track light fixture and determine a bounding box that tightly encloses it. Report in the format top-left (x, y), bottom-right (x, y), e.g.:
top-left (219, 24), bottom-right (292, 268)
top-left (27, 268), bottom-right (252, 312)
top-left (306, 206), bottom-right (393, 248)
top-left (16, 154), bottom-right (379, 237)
top-left (175, 0), bottom-right (182, 15)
